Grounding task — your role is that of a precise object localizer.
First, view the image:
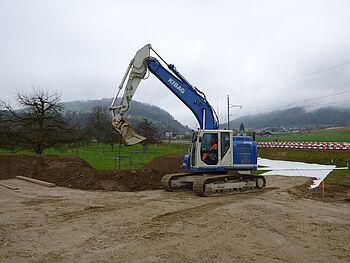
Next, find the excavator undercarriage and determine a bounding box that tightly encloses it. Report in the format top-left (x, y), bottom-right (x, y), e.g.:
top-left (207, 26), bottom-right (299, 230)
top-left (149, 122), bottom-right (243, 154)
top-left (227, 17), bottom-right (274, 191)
top-left (161, 172), bottom-right (266, 197)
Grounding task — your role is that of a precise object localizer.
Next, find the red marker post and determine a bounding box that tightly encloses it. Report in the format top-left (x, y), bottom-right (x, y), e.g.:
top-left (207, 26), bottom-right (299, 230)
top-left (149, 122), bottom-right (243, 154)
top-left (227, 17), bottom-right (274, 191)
top-left (321, 180), bottom-right (325, 201)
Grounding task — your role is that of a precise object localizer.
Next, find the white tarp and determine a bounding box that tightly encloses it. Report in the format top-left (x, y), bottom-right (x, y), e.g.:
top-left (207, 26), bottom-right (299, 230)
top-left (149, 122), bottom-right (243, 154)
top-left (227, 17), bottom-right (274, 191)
top-left (258, 158), bottom-right (336, 188)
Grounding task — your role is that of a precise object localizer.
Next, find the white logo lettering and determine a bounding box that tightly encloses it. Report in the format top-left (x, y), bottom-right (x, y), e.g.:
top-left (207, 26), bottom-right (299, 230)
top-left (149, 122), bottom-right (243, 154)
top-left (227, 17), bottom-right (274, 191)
top-left (168, 78), bottom-right (185, 94)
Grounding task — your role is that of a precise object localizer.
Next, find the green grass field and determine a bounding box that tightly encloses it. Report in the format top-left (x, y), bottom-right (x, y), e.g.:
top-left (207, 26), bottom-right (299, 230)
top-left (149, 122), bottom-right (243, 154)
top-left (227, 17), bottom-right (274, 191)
top-left (0, 143), bottom-right (187, 170)
top-left (257, 127), bottom-right (350, 142)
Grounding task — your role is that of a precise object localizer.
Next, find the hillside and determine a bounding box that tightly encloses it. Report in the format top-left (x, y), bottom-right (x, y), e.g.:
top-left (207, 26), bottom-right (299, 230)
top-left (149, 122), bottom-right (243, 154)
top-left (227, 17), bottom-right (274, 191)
top-left (226, 107), bottom-right (350, 129)
top-left (63, 98), bottom-right (190, 135)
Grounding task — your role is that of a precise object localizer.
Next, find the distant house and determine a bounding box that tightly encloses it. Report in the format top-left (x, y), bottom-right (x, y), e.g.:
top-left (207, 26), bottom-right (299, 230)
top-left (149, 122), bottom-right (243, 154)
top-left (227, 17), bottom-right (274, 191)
top-left (165, 132), bottom-right (173, 138)
top-left (252, 129), bottom-right (263, 134)
top-left (258, 131), bottom-right (273, 137)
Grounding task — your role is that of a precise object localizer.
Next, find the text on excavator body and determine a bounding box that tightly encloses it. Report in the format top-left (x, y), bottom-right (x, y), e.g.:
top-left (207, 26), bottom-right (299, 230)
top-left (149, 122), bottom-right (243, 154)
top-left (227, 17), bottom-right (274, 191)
top-left (168, 78), bottom-right (185, 94)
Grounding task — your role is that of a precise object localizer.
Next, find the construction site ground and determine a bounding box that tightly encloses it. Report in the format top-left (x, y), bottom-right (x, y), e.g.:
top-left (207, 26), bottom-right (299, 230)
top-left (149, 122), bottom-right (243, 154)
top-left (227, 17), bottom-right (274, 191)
top-left (0, 154), bottom-right (349, 262)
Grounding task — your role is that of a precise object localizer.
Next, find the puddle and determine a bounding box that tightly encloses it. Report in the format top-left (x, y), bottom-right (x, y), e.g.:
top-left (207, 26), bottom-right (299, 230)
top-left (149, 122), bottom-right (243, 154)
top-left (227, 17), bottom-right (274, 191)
top-left (258, 158), bottom-right (336, 188)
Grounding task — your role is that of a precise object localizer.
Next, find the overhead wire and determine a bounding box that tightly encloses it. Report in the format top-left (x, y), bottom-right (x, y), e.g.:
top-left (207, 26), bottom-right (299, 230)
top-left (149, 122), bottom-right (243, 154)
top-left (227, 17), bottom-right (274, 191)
top-left (214, 60), bottom-right (350, 120)
top-left (253, 89), bottom-right (350, 110)
top-left (233, 89), bottom-right (350, 116)
top-left (231, 98), bottom-right (350, 120)
top-left (306, 99), bottom-right (350, 108)
top-left (217, 60), bottom-right (350, 103)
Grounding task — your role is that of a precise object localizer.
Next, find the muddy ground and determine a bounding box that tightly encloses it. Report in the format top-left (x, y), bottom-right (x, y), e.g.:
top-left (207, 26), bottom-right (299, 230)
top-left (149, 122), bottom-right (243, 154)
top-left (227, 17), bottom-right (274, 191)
top-left (0, 176), bottom-right (349, 262)
top-left (0, 154), bottom-right (350, 262)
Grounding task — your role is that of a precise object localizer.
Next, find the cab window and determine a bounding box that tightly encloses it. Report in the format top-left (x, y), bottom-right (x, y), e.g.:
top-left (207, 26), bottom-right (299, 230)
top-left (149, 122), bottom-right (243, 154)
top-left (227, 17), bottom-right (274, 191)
top-left (191, 141), bottom-right (197, 166)
top-left (200, 133), bottom-right (218, 165)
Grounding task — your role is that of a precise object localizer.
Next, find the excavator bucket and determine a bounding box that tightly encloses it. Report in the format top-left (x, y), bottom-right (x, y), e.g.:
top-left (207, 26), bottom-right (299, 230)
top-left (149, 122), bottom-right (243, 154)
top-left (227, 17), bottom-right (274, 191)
top-left (112, 116), bottom-right (146, 146)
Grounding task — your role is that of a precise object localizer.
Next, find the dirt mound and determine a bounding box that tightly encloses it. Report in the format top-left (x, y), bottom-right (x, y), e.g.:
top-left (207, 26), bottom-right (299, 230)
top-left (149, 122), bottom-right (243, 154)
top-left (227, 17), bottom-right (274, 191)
top-left (0, 154), bottom-right (184, 191)
top-left (288, 178), bottom-right (350, 202)
top-left (144, 154), bottom-right (184, 171)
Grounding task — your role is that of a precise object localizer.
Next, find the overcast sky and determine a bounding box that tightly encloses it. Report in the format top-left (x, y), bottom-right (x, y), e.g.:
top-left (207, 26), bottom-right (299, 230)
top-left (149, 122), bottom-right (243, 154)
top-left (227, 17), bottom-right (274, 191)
top-left (1, 0), bottom-right (350, 128)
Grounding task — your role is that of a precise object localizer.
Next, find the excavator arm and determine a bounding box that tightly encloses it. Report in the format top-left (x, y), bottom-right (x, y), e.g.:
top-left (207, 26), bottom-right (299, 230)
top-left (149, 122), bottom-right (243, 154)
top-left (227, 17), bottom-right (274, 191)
top-left (109, 45), bottom-right (150, 145)
top-left (110, 44), bottom-right (219, 145)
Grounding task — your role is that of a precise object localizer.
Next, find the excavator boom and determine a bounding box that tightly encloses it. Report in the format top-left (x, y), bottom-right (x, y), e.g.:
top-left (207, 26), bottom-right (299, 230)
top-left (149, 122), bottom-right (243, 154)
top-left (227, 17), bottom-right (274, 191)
top-left (110, 44), bottom-right (218, 145)
top-left (109, 44), bottom-right (151, 145)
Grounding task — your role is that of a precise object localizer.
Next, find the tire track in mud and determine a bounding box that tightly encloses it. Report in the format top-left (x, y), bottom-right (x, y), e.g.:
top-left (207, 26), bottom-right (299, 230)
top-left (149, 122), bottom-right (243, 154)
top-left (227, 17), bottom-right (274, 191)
top-left (152, 202), bottom-right (225, 224)
top-left (130, 201), bottom-right (232, 242)
top-left (151, 187), bottom-right (278, 225)
top-left (49, 203), bottom-right (135, 222)
top-left (21, 198), bottom-right (64, 206)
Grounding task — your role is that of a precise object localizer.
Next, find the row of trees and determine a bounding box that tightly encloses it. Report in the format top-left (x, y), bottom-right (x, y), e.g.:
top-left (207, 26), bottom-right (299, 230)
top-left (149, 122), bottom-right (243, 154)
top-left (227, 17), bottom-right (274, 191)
top-left (0, 90), bottom-right (160, 154)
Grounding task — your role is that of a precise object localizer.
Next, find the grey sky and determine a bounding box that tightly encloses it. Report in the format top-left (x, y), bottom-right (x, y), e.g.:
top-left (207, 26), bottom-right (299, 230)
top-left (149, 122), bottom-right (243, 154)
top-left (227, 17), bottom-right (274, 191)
top-left (1, 0), bottom-right (350, 128)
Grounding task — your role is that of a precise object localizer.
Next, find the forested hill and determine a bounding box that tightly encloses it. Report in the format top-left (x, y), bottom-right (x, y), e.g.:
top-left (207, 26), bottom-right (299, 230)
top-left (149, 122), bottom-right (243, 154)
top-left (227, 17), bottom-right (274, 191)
top-left (63, 98), bottom-right (190, 134)
top-left (226, 107), bottom-right (350, 129)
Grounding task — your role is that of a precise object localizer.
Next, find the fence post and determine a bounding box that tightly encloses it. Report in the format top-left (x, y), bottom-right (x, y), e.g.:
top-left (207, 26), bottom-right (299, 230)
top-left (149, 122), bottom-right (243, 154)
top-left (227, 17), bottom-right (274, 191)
top-left (118, 141), bottom-right (121, 170)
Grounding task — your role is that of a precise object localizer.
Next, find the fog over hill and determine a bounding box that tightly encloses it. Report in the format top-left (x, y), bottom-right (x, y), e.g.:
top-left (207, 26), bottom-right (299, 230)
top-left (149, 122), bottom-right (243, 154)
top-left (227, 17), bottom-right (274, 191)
top-left (65, 99), bottom-right (350, 132)
top-left (224, 107), bottom-right (350, 129)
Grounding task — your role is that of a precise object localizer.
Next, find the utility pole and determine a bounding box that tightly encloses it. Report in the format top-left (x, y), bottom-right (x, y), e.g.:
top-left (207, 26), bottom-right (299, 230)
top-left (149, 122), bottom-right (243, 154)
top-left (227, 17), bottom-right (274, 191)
top-left (227, 95), bottom-right (230, 130)
top-left (227, 94), bottom-right (243, 130)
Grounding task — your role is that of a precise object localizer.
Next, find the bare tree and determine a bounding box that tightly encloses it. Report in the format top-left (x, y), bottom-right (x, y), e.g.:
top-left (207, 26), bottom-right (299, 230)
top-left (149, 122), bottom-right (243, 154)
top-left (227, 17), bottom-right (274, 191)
top-left (0, 89), bottom-right (76, 154)
top-left (87, 106), bottom-right (120, 149)
top-left (136, 118), bottom-right (160, 147)
top-left (0, 109), bottom-right (18, 152)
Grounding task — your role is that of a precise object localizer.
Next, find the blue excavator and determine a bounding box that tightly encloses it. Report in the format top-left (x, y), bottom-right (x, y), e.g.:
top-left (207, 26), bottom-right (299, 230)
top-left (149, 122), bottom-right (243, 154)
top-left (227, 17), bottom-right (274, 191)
top-left (109, 44), bottom-right (266, 196)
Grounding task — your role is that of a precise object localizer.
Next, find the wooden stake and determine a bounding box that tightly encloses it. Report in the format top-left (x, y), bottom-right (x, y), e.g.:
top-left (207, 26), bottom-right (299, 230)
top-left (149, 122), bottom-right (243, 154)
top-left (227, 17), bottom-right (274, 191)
top-left (16, 176), bottom-right (56, 187)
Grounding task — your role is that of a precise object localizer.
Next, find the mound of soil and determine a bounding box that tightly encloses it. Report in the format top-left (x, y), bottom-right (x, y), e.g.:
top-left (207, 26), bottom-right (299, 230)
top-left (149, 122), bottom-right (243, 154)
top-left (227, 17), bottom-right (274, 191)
top-left (0, 154), bottom-right (185, 192)
top-left (288, 179), bottom-right (350, 202)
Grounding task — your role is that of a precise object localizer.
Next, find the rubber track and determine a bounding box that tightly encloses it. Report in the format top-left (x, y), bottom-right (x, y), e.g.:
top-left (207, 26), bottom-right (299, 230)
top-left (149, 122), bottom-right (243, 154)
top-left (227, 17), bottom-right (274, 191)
top-left (193, 174), bottom-right (266, 197)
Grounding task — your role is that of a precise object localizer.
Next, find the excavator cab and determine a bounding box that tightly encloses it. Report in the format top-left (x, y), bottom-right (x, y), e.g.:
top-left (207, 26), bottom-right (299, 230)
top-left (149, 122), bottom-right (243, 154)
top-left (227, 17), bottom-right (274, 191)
top-left (183, 130), bottom-right (258, 171)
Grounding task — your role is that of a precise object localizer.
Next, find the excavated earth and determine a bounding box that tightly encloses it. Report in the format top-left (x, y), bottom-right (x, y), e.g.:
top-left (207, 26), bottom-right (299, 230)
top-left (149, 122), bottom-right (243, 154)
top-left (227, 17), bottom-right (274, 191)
top-left (0, 154), bottom-right (185, 191)
top-left (0, 154), bottom-right (349, 201)
top-left (0, 154), bottom-right (350, 262)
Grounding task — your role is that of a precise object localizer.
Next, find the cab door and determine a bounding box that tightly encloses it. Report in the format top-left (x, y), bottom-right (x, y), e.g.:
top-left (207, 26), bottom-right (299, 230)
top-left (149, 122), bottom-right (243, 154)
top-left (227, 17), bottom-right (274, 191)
top-left (219, 132), bottom-right (232, 166)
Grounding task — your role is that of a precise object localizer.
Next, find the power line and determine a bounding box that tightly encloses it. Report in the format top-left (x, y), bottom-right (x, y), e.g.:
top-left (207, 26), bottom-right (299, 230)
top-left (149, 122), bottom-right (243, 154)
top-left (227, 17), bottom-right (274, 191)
top-left (243, 90), bottom-right (350, 114)
top-left (307, 99), bottom-right (350, 108)
top-left (219, 60), bottom-right (350, 101)
top-left (229, 99), bottom-right (350, 123)
top-left (236, 89), bottom-right (350, 115)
